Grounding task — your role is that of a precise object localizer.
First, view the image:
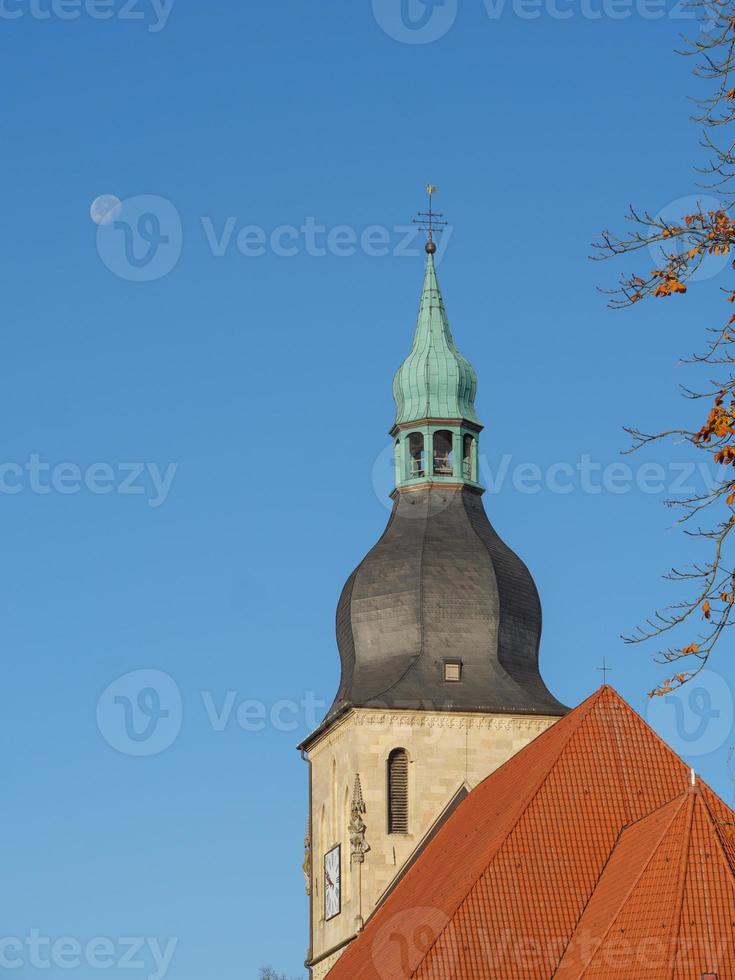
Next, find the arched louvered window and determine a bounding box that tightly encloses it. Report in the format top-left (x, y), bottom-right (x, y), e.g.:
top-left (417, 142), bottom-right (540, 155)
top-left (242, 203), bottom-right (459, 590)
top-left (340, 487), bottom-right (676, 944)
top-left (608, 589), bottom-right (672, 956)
top-left (387, 748), bottom-right (409, 834)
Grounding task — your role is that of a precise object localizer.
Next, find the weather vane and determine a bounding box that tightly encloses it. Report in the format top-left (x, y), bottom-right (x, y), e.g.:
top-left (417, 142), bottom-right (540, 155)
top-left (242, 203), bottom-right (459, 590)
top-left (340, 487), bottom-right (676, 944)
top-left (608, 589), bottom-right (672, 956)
top-left (414, 184), bottom-right (447, 254)
top-left (596, 657), bottom-right (613, 685)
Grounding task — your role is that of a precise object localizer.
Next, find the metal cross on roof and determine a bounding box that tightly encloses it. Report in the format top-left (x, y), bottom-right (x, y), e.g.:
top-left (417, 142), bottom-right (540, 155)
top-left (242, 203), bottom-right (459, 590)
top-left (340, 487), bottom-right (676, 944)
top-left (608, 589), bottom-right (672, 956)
top-left (414, 183), bottom-right (448, 254)
top-left (597, 657), bottom-right (613, 685)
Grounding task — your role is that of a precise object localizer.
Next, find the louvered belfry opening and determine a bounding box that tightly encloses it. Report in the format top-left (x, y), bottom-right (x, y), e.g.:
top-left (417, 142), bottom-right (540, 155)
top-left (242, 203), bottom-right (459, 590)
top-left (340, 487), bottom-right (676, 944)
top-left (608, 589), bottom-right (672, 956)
top-left (408, 432), bottom-right (425, 478)
top-left (432, 429), bottom-right (453, 476)
top-left (387, 748), bottom-right (409, 834)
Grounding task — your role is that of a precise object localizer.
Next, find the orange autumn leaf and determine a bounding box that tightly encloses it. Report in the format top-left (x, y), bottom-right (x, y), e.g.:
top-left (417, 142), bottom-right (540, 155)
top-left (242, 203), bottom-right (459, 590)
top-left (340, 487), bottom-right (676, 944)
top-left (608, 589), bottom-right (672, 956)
top-left (714, 446), bottom-right (735, 464)
top-left (653, 277), bottom-right (687, 297)
top-left (694, 395), bottom-right (735, 444)
top-left (703, 600), bottom-right (712, 619)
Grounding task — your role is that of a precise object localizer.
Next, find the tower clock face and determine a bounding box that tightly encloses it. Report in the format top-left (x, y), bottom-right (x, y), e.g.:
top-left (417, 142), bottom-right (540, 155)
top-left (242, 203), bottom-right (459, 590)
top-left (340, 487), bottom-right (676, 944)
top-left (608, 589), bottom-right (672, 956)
top-left (324, 844), bottom-right (341, 920)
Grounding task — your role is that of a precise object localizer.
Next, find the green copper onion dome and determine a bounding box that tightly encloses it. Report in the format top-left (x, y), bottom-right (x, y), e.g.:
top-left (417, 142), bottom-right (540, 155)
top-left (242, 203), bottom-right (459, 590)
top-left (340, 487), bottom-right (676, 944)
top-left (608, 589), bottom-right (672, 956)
top-left (392, 253), bottom-right (480, 427)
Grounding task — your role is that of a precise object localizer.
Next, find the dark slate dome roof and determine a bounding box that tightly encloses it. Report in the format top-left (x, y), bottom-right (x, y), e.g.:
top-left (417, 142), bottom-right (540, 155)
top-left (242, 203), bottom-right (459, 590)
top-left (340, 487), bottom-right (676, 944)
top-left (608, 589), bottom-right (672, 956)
top-left (330, 485), bottom-right (566, 719)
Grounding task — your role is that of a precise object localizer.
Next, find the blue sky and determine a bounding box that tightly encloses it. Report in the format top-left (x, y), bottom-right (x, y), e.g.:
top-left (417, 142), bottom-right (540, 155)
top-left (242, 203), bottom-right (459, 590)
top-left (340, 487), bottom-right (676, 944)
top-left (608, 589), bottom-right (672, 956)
top-left (1, 1), bottom-right (734, 977)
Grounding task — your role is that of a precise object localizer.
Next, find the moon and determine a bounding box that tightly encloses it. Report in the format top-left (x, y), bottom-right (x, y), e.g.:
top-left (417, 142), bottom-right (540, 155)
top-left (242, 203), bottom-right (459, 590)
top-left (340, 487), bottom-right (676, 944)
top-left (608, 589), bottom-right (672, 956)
top-left (90, 194), bottom-right (122, 226)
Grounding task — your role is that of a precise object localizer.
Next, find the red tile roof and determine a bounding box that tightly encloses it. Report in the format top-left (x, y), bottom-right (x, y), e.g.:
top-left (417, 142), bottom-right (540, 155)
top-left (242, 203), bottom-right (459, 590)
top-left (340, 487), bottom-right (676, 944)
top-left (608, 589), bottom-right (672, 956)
top-left (326, 686), bottom-right (735, 979)
top-left (555, 790), bottom-right (735, 977)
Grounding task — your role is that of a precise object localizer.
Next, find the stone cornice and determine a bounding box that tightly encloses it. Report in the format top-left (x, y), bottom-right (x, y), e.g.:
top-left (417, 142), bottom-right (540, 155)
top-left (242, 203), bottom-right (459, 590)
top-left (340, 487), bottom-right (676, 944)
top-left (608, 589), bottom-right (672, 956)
top-left (353, 711), bottom-right (555, 733)
top-left (307, 708), bottom-right (555, 757)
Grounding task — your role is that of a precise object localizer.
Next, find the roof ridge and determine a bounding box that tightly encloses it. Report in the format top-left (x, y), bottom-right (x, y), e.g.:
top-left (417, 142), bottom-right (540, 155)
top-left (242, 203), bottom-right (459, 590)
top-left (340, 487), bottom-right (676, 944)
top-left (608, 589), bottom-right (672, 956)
top-left (619, 790), bottom-right (692, 832)
top-left (553, 791), bottom-right (694, 972)
top-left (697, 789), bottom-right (735, 891)
top-left (669, 792), bottom-right (697, 980)
top-left (601, 692), bottom-right (636, 825)
top-left (605, 687), bottom-right (728, 790)
top-left (596, 686), bottom-right (735, 823)
top-left (557, 794), bottom-right (689, 979)
top-left (592, 796), bottom-right (689, 975)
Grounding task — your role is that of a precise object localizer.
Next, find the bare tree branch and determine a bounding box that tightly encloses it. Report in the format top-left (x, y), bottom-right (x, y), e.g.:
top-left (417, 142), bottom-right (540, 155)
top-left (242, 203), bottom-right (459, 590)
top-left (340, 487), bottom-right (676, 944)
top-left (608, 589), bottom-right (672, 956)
top-left (597, 4), bottom-right (735, 693)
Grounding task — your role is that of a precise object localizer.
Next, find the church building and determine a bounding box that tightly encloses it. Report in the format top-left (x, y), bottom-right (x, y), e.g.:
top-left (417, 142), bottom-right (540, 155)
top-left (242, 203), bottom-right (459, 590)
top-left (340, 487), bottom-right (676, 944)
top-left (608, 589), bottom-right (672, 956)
top-left (298, 215), bottom-right (735, 979)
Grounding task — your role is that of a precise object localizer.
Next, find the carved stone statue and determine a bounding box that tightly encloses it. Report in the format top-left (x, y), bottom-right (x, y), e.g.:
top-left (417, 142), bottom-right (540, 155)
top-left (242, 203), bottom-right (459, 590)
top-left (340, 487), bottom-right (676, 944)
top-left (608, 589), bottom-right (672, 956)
top-left (349, 774), bottom-right (370, 864)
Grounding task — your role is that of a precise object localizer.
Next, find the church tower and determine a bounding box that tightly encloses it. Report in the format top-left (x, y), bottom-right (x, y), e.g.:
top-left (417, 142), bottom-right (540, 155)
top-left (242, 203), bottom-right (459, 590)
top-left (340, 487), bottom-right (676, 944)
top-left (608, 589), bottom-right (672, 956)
top-left (299, 203), bottom-right (566, 978)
